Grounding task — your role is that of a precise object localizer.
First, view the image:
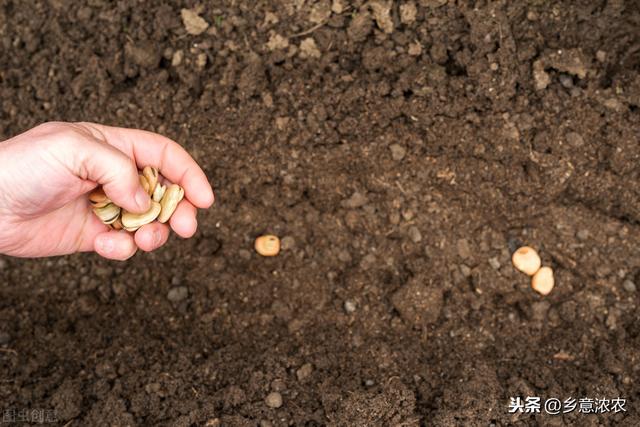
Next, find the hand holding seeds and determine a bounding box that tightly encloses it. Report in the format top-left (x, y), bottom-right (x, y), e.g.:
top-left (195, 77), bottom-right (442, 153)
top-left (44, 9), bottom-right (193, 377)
top-left (91, 167), bottom-right (185, 232)
top-left (0, 122), bottom-right (214, 260)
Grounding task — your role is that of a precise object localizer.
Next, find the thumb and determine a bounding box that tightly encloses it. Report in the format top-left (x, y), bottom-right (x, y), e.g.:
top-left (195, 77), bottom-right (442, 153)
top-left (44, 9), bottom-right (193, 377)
top-left (74, 137), bottom-right (150, 213)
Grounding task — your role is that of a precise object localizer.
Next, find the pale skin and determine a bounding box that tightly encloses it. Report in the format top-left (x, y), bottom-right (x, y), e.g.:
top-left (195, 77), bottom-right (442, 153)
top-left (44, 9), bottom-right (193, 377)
top-left (0, 122), bottom-right (215, 260)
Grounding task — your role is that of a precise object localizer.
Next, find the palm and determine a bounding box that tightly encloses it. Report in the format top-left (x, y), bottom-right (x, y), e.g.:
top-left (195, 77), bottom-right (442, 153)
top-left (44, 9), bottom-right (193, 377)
top-left (0, 122), bottom-right (214, 260)
top-left (7, 197), bottom-right (107, 257)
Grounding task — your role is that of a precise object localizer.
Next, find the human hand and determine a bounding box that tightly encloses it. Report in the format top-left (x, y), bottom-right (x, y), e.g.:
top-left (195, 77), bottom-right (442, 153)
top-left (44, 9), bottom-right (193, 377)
top-left (0, 122), bottom-right (214, 260)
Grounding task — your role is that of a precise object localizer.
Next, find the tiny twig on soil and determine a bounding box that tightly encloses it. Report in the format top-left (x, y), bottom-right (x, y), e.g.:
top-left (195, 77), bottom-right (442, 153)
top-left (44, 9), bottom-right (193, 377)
top-left (288, 21), bottom-right (326, 38)
top-left (0, 348), bottom-right (17, 355)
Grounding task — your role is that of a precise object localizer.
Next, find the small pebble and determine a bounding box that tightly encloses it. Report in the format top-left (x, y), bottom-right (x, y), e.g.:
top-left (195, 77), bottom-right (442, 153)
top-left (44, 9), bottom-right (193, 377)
top-left (364, 379), bottom-right (375, 386)
top-left (167, 286), bottom-right (189, 302)
top-left (488, 257), bottom-right (501, 270)
top-left (342, 191), bottom-right (368, 209)
top-left (559, 74), bottom-right (573, 88)
top-left (280, 236), bottom-right (295, 251)
top-left (459, 264), bottom-right (472, 277)
top-left (390, 144), bottom-right (406, 161)
top-left (456, 239), bottom-right (472, 259)
top-left (623, 280), bottom-right (636, 293)
top-left (265, 392), bottom-right (283, 408)
top-left (408, 226), bottom-right (422, 243)
top-left (145, 382), bottom-right (161, 394)
top-left (512, 246), bottom-right (541, 276)
top-left (565, 132), bottom-right (584, 147)
top-left (296, 363), bottom-right (313, 381)
top-left (531, 266), bottom-right (554, 295)
top-left (172, 50), bottom-right (184, 67)
top-left (196, 52), bottom-right (207, 70)
top-left (576, 229), bottom-right (590, 240)
top-left (255, 235), bottom-right (280, 257)
top-left (344, 300), bottom-right (357, 313)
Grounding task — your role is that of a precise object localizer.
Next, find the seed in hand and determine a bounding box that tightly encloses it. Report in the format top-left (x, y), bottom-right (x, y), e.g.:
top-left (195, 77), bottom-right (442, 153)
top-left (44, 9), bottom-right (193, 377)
top-left (121, 201), bottom-right (161, 232)
top-left (89, 188), bottom-right (111, 208)
top-left (157, 184), bottom-right (184, 223)
top-left (143, 166), bottom-right (159, 195)
top-left (531, 266), bottom-right (554, 295)
top-left (139, 175), bottom-right (151, 194)
top-left (511, 246), bottom-right (541, 276)
top-left (255, 235), bottom-right (280, 256)
top-left (93, 203), bottom-right (120, 224)
top-left (89, 165), bottom-right (184, 232)
top-left (153, 183), bottom-right (167, 202)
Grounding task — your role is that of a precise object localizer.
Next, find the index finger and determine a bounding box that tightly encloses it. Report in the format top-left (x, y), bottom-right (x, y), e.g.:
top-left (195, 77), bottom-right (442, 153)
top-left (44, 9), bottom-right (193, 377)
top-left (79, 122), bottom-right (214, 209)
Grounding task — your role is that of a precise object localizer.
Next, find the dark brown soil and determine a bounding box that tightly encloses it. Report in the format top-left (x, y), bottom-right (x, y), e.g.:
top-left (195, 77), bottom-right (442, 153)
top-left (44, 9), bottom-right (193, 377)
top-left (1, 1), bottom-right (640, 426)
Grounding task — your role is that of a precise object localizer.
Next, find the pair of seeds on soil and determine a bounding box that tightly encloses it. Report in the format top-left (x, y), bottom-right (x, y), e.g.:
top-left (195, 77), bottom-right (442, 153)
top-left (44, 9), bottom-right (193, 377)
top-left (89, 166), bottom-right (184, 232)
top-left (512, 246), bottom-right (554, 295)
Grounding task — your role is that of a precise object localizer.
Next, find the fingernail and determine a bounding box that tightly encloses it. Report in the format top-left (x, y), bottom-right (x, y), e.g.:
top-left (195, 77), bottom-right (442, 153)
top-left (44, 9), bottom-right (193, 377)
top-left (135, 187), bottom-right (150, 210)
top-left (98, 237), bottom-right (114, 254)
top-left (153, 230), bottom-right (162, 247)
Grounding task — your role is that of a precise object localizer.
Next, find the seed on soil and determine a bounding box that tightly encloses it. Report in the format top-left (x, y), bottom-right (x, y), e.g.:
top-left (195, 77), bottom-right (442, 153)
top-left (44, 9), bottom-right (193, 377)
top-left (255, 235), bottom-right (280, 257)
top-left (265, 391), bottom-right (283, 408)
top-left (531, 266), bottom-right (554, 295)
top-left (511, 246), bottom-right (541, 276)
